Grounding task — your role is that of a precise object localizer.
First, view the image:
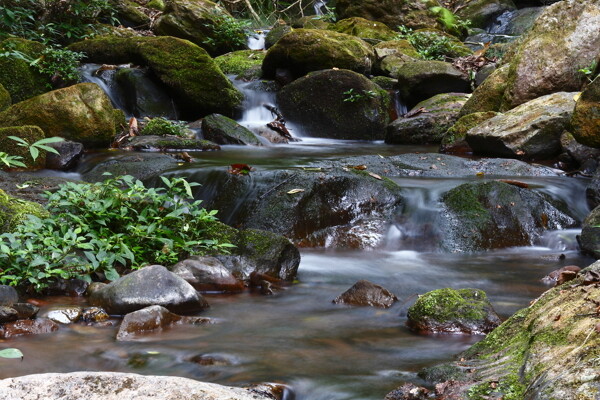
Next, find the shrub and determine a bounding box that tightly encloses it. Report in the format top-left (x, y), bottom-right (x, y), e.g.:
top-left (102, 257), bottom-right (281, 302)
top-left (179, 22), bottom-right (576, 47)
top-left (0, 175), bottom-right (233, 291)
top-left (204, 13), bottom-right (250, 51)
top-left (141, 117), bottom-right (190, 137)
top-left (396, 26), bottom-right (467, 61)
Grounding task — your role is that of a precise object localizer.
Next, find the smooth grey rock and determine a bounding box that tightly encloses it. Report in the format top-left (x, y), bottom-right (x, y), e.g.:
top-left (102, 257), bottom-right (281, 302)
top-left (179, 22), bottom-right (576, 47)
top-left (0, 284), bottom-right (18, 306)
top-left (42, 306), bottom-right (83, 324)
top-left (45, 140), bottom-right (84, 170)
top-left (171, 256), bottom-right (244, 293)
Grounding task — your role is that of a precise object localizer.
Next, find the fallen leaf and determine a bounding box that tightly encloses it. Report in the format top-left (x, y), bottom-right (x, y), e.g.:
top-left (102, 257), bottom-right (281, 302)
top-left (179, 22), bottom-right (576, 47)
top-left (368, 172), bottom-right (382, 180)
top-left (350, 164), bottom-right (367, 170)
top-left (287, 188), bottom-right (305, 194)
top-left (228, 163), bottom-right (253, 175)
top-left (476, 172), bottom-right (484, 177)
top-left (498, 179), bottom-right (529, 188)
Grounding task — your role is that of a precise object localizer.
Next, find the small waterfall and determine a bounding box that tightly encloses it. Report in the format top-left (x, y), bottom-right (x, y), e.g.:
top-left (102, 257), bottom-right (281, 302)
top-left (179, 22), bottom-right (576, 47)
top-left (393, 91), bottom-right (408, 117)
top-left (247, 30), bottom-right (267, 50)
top-left (80, 63), bottom-right (128, 113)
top-left (487, 10), bottom-right (516, 34)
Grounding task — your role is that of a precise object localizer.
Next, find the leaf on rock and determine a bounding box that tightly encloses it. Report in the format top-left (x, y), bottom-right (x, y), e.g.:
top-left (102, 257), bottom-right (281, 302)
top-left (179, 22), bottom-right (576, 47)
top-left (287, 188), bottom-right (305, 194)
top-left (228, 163), bottom-right (253, 175)
top-left (368, 172), bottom-right (382, 180)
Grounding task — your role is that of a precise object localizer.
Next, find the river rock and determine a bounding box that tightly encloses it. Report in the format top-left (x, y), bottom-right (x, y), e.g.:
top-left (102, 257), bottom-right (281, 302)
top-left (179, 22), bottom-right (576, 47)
top-left (571, 75), bottom-right (600, 148)
top-left (455, 0), bottom-right (517, 29)
top-left (261, 29), bottom-right (376, 79)
top-left (578, 205), bottom-right (600, 259)
top-left (394, 60), bottom-right (470, 108)
top-left (407, 288), bottom-right (501, 334)
top-left (335, 0), bottom-right (441, 30)
top-left (202, 114), bottom-right (262, 145)
top-left (329, 17), bottom-right (397, 41)
top-left (41, 306), bottom-right (83, 324)
top-left (0, 188), bottom-right (48, 234)
top-left (81, 307), bottom-right (110, 323)
top-left (45, 140), bottom-right (84, 170)
top-left (0, 83), bottom-right (124, 148)
top-left (0, 306), bottom-right (18, 323)
top-left (333, 280), bottom-right (398, 308)
top-left (214, 50), bottom-right (265, 76)
top-left (170, 256), bottom-right (244, 293)
top-left (69, 36), bottom-right (243, 120)
top-left (0, 125), bottom-right (46, 170)
top-left (89, 265), bottom-right (210, 315)
top-left (373, 40), bottom-right (420, 77)
top-left (0, 371), bottom-right (274, 400)
top-left (11, 303), bottom-right (39, 319)
top-left (80, 153), bottom-right (179, 182)
top-left (0, 318), bottom-right (59, 338)
top-left (437, 180), bottom-right (577, 252)
top-left (501, 0), bottom-right (600, 109)
top-left (154, 0), bottom-right (246, 56)
top-left (586, 171), bottom-right (600, 209)
top-left (466, 92), bottom-right (577, 160)
top-left (440, 111), bottom-right (499, 154)
top-left (0, 284), bottom-right (18, 306)
top-left (385, 93), bottom-right (469, 144)
top-left (277, 69), bottom-right (389, 140)
top-left (264, 25), bottom-right (293, 49)
top-left (459, 64), bottom-right (509, 117)
top-left (0, 38), bottom-right (50, 103)
top-left (123, 135), bottom-right (220, 152)
top-left (560, 131), bottom-right (600, 174)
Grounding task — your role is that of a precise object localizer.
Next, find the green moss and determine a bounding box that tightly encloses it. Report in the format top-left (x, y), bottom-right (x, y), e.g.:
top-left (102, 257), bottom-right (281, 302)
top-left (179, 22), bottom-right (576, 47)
top-left (468, 375), bottom-right (526, 400)
top-left (0, 38), bottom-right (51, 103)
top-left (146, 0), bottom-right (165, 11)
top-left (0, 125), bottom-right (46, 170)
top-left (330, 17), bottom-right (397, 41)
top-left (0, 83), bottom-right (10, 112)
top-left (409, 288), bottom-right (491, 323)
top-left (442, 111), bottom-right (499, 146)
top-left (442, 184), bottom-right (491, 229)
top-left (0, 188), bottom-right (48, 233)
top-left (374, 39), bottom-right (421, 59)
top-left (214, 50), bottom-right (265, 75)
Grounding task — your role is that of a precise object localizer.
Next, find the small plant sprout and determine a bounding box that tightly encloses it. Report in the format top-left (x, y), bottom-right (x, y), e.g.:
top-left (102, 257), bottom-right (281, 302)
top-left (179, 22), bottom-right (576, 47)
top-left (343, 89), bottom-right (377, 103)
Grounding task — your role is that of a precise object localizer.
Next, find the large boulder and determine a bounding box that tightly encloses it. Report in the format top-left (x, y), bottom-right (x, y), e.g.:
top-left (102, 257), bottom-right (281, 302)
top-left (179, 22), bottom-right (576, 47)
top-left (277, 69), bottom-right (389, 140)
top-left (69, 36), bottom-right (243, 120)
top-left (201, 114), bottom-right (262, 145)
top-left (80, 153), bottom-right (179, 182)
top-left (437, 180), bottom-right (577, 252)
top-left (0, 38), bottom-right (51, 103)
top-left (0, 83), bottom-right (124, 148)
top-left (261, 29), bottom-right (376, 79)
top-left (459, 64), bottom-right (509, 117)
top-left (0, 188), bottom-right (48, 234)
top-left (0, 372), bottom-right (273, 400)
top-left (501, 0), bottom-right (600, 109)
top-left (440, 111), bottom-right (499, 153)
top-left (89, 265), bottom-right (210, 315)
top-left (385, 93), bottom-right (469, 144)
top-left (335, 0), bottom-right (441, 30)
top-left (154, 0), bottom-right (246, 56)
top-left (170, 256), bottom-right (244, 293)
top-left (571, 75), bottom-right (600, 148)
top-left (0, 126), bottom-right (46, 169)
top-left (329, 17), bottom-right (398, 41)
top-left (407, 288), bottom-right (501, 334)
top-left (466, 92), bottom-right (577, 159)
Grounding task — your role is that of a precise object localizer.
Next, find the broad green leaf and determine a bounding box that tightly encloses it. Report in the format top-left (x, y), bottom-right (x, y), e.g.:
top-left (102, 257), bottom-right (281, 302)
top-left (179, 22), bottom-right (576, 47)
top-left (0, 348), bottom-right (23, 359)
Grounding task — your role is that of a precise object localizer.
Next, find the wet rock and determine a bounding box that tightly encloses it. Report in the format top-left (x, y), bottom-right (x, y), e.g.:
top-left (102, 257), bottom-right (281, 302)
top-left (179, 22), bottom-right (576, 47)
top-left (373, 40), bottom-right (419, 77)
top-left (395, 61), bottom-right (470, 108)
top-left (81, 307), bottom-right (110, 323)
top-left (417, 363), bottom-right (467, 384)
top-left (201, 114), bottom-right (262, 146)
top-left (115, 305), bottom-right (210, 341)
top-left (384, 383), bottom-right (430, 400)
top-left (277, 69), bottom-right (389, 140)
top-left (0, 285), bottom-right (18, 306)
top-left (0, 188), bottom-right (48, 234)
top-left (45, 140), bottom-right (84, 170)
top-left (385, 93), bottom-right (469, 144)
top-left (291, 16), bottom-right (331, 30)
top-left (262, 29), bottom-right (376, 79)
top-left (407, 288), bottom-right (501, 334)
top-left (459, 64), bottom-right (509, 116)
top-left (214, 50), bottom-right (265, 76)
top-left (578, 205), bottom-right (600, 259)
top-left (329, 17), bottom-right (397, 41)
top-left (466, 92), bottom-right (577, 160)
top-left (247, 382), bottom-right (293, 400)
top-left (124, 135), bottom-right (220, 152)
top-left (571, 75), bottom-right (600, 148)
top-left (41, 306), bottom-right (83, 324)
top-left (335, 0), bottom-right (441, 31)
top-left (560, 130), bottom-right (600, 173)
top-left (0, 318), bottom-right (59, 338)
top-left (0, 371), bottom-right (274, 400)
top-left (89, 265), bottom-right (210, 315)
top-left (45, 278), bottom-right (89, 296)
top-left (455, 0), bottom-right (517, 29)
top-left (541, 265), bottom-right (581, 286)
top-left (170, 256), bottom-right (244, 293)
top-left (438, 180), bottom-right (577, 252)
top-left (80, 153), bottom-right (179, 183)
top-left (0, 125), bottom-right (46, 169)
top-left (189, 353), bottom-right (234, 366)
top-left (0, 83), bottom-right (124, 149)
top-left (501, 0), bottom-right (600, 109)
top-left (265, 25), bottom-right (293, 49)
top-left (86, 282), bottom-right (107, 296)
top-left (0, 306), bottom-right (18, 323)
top-left (11, 303), bottom-right (39, 319)
top-left (440, 111), bottom-right (499, 154)
top-left (333, 280), bottom-right (398, 308)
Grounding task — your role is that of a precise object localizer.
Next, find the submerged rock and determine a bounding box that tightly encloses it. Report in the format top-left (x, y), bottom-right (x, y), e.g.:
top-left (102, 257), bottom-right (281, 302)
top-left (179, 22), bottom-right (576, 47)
top-left (0, 372), bottom-right (274, 400)
top-left (333, 280), bottom-right (398, 308)
top-left (89, 265), bottom-right (210, 315)
top-left (0, 318), bottom-right (59, 338)
top-left (407, 288), bottom-right (501, 334)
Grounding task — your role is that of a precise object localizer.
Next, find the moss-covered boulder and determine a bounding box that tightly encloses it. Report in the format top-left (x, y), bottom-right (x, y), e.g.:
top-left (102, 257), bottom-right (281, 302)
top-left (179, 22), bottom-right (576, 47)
top-left (394, 60), bottom-right (470, 107)
top-left (459, 64), bottom-right (509, 117)
top-left (440, 111), bottom-right (498, 153)
top-left (264, 25), bottom-right (293, 49)
top-left (261, 29), bottom-right (375, 79)
top-left (277, 69), bottom-right (389, 140)
top-left (329, 17), bottom-right (397, 41)
top-left (409, 28), bottom-right (473, 58)
top-left (115, 68), bottom-right (178, 119)
top-left (0, 39), bottom-right (51, 104)
top-left (500, 0), bottom-right (600, 110)
top-left (374, 40), bottom-right (420, 76)
top-left (0, 188), bottom-right (48, 234)
top-left (154, 0), bottom-right (246, 56)
top-left (201, 114), bottom-right (262, 145)
top-left (0, 83), bottom-right (124, 148)
top-left (214, 50), bottom-right (265, 76)
top-left (0, 126), bottom-right (46, 170)
top-left (571, 75), bottom-right (600, 148)
top-left (466, 92), bottom-right (577, 160)
top-left (112, 0), bottom-right (152, 28)
top-left (291, 16), bottom-right (332, 30)
top-left (437, 180), bottom-right (577, 252)
top-left (407, 288), bottom-right (501, 334)
top-left (385, 93), bottom-right (469, 144)
top-left (455, 0), bottom-right (516, 29)
top-left (69, 36), bottom-right (243, 120)
top-left (0, 84), bottom-right (10, 112)
top-left (123, 135), bottom-right (220, 152)
top-left (335, 0), bottom-right (442, 30)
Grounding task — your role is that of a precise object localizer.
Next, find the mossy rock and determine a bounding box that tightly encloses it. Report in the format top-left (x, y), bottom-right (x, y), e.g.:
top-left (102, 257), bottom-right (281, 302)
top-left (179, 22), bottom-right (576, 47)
top-left (329, 17), bottom-right (397, 41)
top-left (571, 75), bottom-right (600, 148)
top-left (124, 135), bottom-right (220, 152)
top-left (69, 36), bottom-right (243, 120)
top-left (440, 111), bottom-right (498, 153)
top-left (454, 0), bottom-right (516, 29)
top-left (261, 29), bottom-right (376, 79)
top-left (113, 0), bottom-right (151, 28)
top-left (277, 69), bottom-right (389, 140)
top-left (291, 16), bottom-right (332, 30)
top-left (264, 25), bottom-right (293, 49)
top-left (459, 65), bottom-right (509, 117)
top-left (407, 288), bottom-right (501, 334)
top-left (0, 84), bottom-right (10, 112)
top-left (0, 126), bottom-right (46, 170)
top-left (437, 180), bottom-right (576, 252)
top-left (201, 114), bottom-right (262, 145)
top-left (147, 0), bottom-right (165, 11)
top-left (0, 188), bottom-right (48, 234)
top-left (335, 0), bottom-right (442, 31)
top-left (0, 83), bottom-right (124, 149)
top-left (214, 50), bottom-right (265, 76)
top-left (0, 38), bottom-right (51, 104)
top-left (370, 76), bottom-right (397, 90)
top-left (374, 40), bottom-right (420, 59)
top-left (411, 28), bottom-right (473, 58)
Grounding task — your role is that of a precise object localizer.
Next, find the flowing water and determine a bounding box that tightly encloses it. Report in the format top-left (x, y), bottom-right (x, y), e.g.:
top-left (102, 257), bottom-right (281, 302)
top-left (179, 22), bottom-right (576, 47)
top-left (2, 74), bottom-right (595, 399)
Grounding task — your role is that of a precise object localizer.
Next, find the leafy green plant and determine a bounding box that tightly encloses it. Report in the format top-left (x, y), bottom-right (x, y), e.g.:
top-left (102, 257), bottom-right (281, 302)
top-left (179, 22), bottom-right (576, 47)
top-left (141, 118), bottom-right (189, 137)
top-left (0, 175), bottom-right (233, 291)
top-left (429, 6), bottom-right (471, 37)
top-left (579, 60), bottom-right (599, 83)
top-left (0, 152), bottom-right (26, 169)
top-left (312, 6), bottom-right (336, 23)
top-left (0, 348), bottom-right (23, 359)
top-left (38, 47), bottom-right (85, 84)
top-left (204, 13), bottom-right (250, 52)
top-left (343, 88), bottom-right (377, 103)
top-left (396, 25), bottom-right (466, 61)
top-left (8, 136), bottom-right (63, 162)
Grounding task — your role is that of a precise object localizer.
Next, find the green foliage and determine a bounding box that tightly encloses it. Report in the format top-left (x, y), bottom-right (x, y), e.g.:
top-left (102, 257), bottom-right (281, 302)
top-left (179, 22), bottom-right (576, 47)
top-left (0, 152), bottom-right (26, 169)
top-left (0, 348), bottom-right (23, 359)
top-left (0, 175), bottom-right (233, 291)
top-left (8, 136), bottom-right (63, 162)
top-left (429, 6), bottom-right (471, 37)
top-left (579, 60), bottom-right (599, 83)
top-left (312, 7), bottom-right (336, 23)
top-left (204, 13), bottom-right (250, 51)
top-left (343, 88), bottom-right (376, 103)
top-left (141, 118), bottom-right (189, 137)
top-left (396, 26), bottom-right (466, 61)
